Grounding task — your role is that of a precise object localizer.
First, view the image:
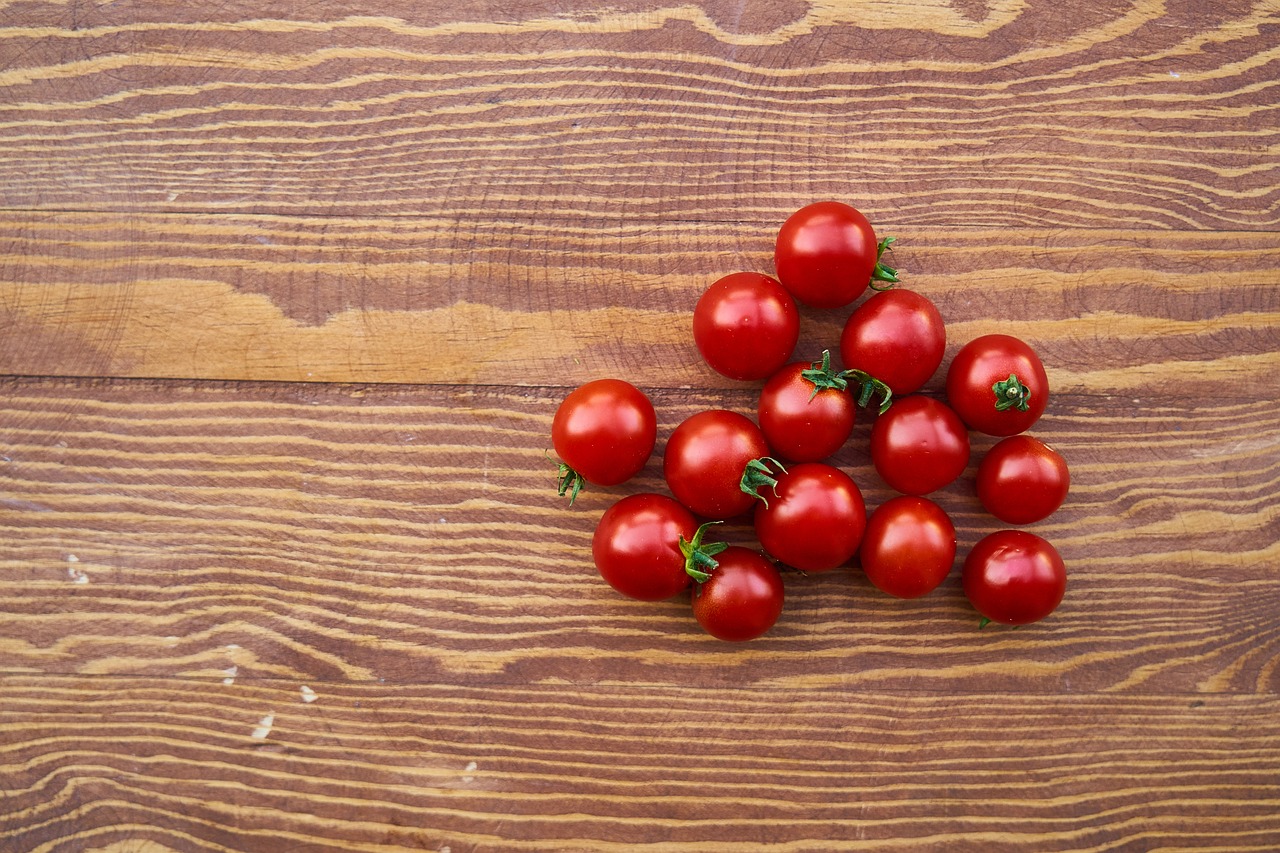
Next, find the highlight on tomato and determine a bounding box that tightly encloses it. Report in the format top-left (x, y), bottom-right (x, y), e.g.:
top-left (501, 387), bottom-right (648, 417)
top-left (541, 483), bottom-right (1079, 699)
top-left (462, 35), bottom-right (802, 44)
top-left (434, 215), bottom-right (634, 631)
top-left (840, 288), bottom-right (946, 396)
top-left (592, 493), bottom-right (699, 601)
top-left (946, 334), bottom-right (1049, 436)
top-left (693, 271), bottom-right (800, 381)
top-left (976, 435), bottom-right (1070, 525)
top-left (773, 201), bottom-right (898, 309)
top-left (962, 529), bottom-right (1067, 626)
top-left (663, 409), bottom-right (771, 519)
top-left (757, 350), bottom-right (891, 463)
top-left (859, 496), bottom-right (956, 599)
top-left (551, 378), bottom-right (657, 504)
top-left (869, 395), bottom-right (970, 496)
top-left (748, 461), bottom-right (866, 573)
top-left (690, 547), bottom-right (785, 642)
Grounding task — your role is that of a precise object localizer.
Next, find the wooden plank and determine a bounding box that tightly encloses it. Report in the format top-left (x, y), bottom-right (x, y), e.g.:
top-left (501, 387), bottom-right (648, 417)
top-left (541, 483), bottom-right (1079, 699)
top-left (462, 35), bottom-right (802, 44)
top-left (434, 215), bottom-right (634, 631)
top-left (2, 675), bottom-right (1278, 851)
top-left (0, 2), bottom-right (1277, 228)
top-left (1, 212), bottom-right (1277, 389)
top-left (1, 377), bottom-right (1275, 693)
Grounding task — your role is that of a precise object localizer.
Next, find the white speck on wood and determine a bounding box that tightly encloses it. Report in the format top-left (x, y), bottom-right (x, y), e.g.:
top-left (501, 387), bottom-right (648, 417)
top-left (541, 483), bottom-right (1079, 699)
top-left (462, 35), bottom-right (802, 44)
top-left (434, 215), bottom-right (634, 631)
top-left (67, 567), bottom-right (89, 584)
top-left (251, 714), bottom-right (275, 740)
top-left (66, 554), bottom-right (79, 563)
top-left (222, 665), bottom-right (238, 685)
top-left (462, 761), bottom-right (477, 783)
top-left (300, 685), bottom-right (318, 703)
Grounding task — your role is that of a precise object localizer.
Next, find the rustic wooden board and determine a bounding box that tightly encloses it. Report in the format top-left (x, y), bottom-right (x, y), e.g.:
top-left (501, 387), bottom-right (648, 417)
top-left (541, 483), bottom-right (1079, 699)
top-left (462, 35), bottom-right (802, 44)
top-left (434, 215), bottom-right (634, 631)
top-left (0, 376), bottom-right (1276, 696)
top-left (1, 1), bottom-right (1277, 228)
top-left (4, 676), bottom-right (1279, 852)
top-left (2, 0), bottom-right (1279, 850)
top-left (1, 212), bottom-right (1277, 389)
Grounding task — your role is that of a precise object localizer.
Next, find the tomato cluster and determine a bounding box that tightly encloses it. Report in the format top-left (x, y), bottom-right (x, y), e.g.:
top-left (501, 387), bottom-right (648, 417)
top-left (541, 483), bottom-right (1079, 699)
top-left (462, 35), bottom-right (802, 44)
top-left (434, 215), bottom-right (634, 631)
top-left (551, 202), bottom-right (1070, 640)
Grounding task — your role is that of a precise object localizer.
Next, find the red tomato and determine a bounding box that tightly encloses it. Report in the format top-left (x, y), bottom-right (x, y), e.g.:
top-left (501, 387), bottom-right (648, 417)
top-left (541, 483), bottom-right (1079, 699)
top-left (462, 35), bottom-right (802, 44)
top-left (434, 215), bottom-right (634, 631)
top-left (869, 395), bottom-right (970, 496)
top-left (551, 379), bottom-right (656, 503)
top-left (859, 496), bottom-right (956, 598)
top-left (840, 288), bottom-right (946, 395)
top-left (664, 410), bottom-right (770, 519)
top-left (962, 530), bottom-right (1067, 626)
top-left (977, 435), bottom-right (1070, 524)
top-left (946, 334), bottom-right (1049, 436)
top-left (693, 272), bottom-right (800, 381)
top-left (592, 493), bottom-right (697, 601)
top-left (752, 462), bottom-right (866, 572)
top-left (757, 357), bottom-right (856, 462)
top-left (774, 201), bottom-right (897, 309)
top-left (692, 547), bottom-right (785, 641)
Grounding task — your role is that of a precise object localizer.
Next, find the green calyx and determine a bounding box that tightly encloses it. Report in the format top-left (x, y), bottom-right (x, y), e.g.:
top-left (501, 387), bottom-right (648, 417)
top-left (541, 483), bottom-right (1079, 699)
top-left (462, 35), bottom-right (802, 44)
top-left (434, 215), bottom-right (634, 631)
top-left (992, 373), bottom-right (1033, 413)
top-left (799, 350), bottom-right (894, 415)
top-left (800, 350), bottom-right (851, 400)
top-left (555, 461), bottom-right (585, 506)
top-left (842, 368), bottom-right (894, 416)
top-left (680, 521), bottom-right (728, 583)
top-left (740, 456), bottom-right (788, 508)
top-left (870, 236), bottom-right (899, 291)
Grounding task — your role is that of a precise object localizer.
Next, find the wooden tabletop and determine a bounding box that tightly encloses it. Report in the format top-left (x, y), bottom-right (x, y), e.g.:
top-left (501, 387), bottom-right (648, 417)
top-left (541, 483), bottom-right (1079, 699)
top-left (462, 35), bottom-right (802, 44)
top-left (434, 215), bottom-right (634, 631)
top-left (2, 2), bottom-right (1279, 851)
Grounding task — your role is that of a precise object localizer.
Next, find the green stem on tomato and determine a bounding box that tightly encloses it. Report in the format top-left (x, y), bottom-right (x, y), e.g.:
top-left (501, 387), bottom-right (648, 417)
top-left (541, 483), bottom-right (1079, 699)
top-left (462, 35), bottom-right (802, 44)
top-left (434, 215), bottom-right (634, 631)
top-left (554, 461), bottom-right (585, 506)
top-left (680, 521), bottom-right (729, 583)
top-left (870, 236), bottom-right (899, 291)
top-left (740, 456), bottom-right (788, 508)
top-left (838, 368), bottom-right (894, 415)
top-left (799, 350), bottom-right (893, 415)
top-left (992, 373), bottom-right (1033, 413)
top-left (799, 350), bottom-right (851, 401)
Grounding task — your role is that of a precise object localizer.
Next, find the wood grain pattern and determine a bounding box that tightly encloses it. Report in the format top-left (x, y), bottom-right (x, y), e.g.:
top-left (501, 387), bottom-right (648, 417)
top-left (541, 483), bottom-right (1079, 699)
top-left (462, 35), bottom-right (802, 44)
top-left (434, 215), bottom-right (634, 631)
top-left (3, 0), bottom-right (1279, 849)
top-left (0, 377), bottom-right (1276, 695)
top-left (0, 1), bottom-right (1277, 228)
top-left (1, 211), bottom-right (1277, 388)
top-left (3, 676), bottom-right (1279, 852)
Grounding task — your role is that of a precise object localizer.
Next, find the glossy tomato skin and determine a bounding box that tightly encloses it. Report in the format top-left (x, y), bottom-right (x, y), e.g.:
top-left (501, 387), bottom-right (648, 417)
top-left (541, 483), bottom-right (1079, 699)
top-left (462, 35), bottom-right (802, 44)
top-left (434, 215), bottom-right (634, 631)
top-left (946, 334), bottom-right (1049, 436)
top-left (963, 530), bottom-right (1066, 625)
top-left (753, 462), bottom-right (866, 572)
top-left (552, 379), bottom-right (657, 486)
top-left (977, 435), bottom-right (1070, 525)
top-left (859, 496), bottom-right (956, 598)
top-left (840, 289), bottom-right (946, 396)
top-left (869, 395), bottom-right (970, 496)
top-left (774, 201), bottom-right (883, 309)
top-left (592, 493), bottom-right (698, 601)
top-left (693, 272), bottom-right (800, 381)
top-left (664, 410), bottom-right (770, 519)
top-left (693, 547), bottom-right (785, 641)
top-left (758, 361), bottom-right (855, 462)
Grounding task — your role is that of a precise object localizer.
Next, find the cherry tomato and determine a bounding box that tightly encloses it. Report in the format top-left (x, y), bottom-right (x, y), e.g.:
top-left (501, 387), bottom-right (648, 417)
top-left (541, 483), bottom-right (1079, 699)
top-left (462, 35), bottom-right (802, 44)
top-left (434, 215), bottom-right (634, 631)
top-left (946, 334), bottom-right (1049, 436)
top-left (757, 357), bottom-right (856, 462)
top-left (592, 493), bottom-right (697, 601)
top-left (977, 435), bottom-right (1070, 525)
top-left (869, 395), bottom-right (970, 496)
top-left (693, 272), bottom-right (800, 381)
top-left (552, 379), bottom-right (656, 503)
top-left (840, 288), bottom-right (946, 395)
top-left (962, 530), bottom-right (1067, 626)
top-left (773, 201), bottom-right (897, 309)
top-left (664, 410), bottom-right (770, 519)
top-left (692, 547), bottom-right (785, 642)
top-left (752, 462), bottom-right (866, 572)
top-left (859, 496), bottom-right (956, 599)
